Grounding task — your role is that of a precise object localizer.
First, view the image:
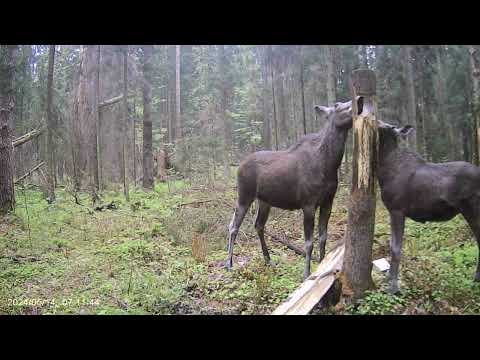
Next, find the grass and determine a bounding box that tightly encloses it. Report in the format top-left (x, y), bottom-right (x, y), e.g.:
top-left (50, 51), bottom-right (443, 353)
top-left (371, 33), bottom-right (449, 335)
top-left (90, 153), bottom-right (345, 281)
top-left (1, 179), bottom-right (479, 315)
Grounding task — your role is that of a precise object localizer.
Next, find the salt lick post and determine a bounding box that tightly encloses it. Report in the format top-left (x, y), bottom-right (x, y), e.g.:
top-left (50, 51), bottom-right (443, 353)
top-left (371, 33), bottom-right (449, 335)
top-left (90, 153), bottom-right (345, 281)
top-left (342, 69), bottom-right (378, 299)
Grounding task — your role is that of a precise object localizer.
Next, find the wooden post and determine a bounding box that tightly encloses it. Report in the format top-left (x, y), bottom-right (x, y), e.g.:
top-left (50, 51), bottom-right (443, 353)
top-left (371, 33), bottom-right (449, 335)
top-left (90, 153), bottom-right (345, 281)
top-left (341, 69), bottom-right (378, 299)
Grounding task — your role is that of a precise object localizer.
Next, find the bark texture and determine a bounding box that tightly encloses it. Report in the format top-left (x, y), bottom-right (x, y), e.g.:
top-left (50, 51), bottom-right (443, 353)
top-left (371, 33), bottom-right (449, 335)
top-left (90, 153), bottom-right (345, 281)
top-left (342, 69), bottom-right (378, 299)
top-left (46, 44), bottom-right (56, 202)
top-left (142, 45), bottom-right (154, 190)
top-left (0, 45), bottom-right (17, 214)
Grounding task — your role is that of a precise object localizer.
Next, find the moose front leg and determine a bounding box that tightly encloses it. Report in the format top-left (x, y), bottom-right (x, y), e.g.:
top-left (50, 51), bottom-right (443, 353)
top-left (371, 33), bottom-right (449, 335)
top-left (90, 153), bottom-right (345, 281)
top-left (318, 197), bottom-right (334, 263)
top-left (388, 211), bottom-right (405, 294)
top-left (303, 205), bottom-right (316, 280)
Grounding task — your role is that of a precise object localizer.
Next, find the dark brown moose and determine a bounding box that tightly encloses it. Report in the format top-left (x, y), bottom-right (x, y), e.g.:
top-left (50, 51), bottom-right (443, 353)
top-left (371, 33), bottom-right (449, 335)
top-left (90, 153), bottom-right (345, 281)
top-left (377, 120), bottom-right (480, 293)
top-left (226, 97), bottom-right (364, 279)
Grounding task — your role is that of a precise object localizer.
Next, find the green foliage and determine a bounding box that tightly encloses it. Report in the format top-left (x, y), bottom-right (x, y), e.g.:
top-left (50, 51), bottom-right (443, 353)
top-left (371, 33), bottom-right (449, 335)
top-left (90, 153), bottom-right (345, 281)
top-left (346, 291), bottom-right (407, 315)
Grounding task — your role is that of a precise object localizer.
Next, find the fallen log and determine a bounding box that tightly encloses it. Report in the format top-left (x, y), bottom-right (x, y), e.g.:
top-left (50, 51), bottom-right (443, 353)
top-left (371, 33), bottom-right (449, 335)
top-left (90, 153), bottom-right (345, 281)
top-left (177, 199), bottom-right (216, 207)
top-left (272, 244), bottom-right (345, 315)
top-left (265, 231), bottom-right (306, 257)
top-left (12, 128), bottom-right (44, 148)
top-left (14, 161), bottom-right (45, 184)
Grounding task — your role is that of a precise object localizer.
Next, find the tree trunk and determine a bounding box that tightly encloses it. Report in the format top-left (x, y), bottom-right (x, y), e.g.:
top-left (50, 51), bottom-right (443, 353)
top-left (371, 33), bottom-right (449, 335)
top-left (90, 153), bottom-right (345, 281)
top-left (261, 46), bottom-right (272, 149)
top-left (122, 46), bottom-right (129, 201)
top-left (359, 45), bottom-right (369, 68)
top-left (276, 54), bottom-right (288, 148)
top-left (325, 45), bottom-right (337, 106)
top-left (142, 45), bottom-right (154, 190)
top-left (291, 71), bottom-right (298, 142)
top-left (0, 45), bottom-right (17, 215)
top-left (72, 45), bottom-right (100, 200)
top-left (342, 69), bottom-right (378, 300)
top-left (415, 48), bottom-right (430, 161)
top-left (435, 46), bottom-right (455, 160)
top-left (92, 45), bottom-right (100, 202)
top-left (155, 149), bottom-right (167, 182)
top-left (269, 46), bottom-right (279, 150)
top-left (469, 45), bottom-right (480, 166)
top-left (132, 97), bottom-right (137, 187)
top-left (299, 46), bottom-right (307, 136)
top-left (46, 44), bottom-right (56, 202)
top-left (402, 46), bottom-right (417, 150)
top-left (175, 45), bottom-right (182, 140)
top-left (219, 45), bottom-right (232, 179)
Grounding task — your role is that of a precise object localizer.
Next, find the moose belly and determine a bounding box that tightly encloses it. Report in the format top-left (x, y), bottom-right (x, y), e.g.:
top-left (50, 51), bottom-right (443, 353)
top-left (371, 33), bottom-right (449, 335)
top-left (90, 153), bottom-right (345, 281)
top-left (406, 201), bottom-right (459, 223)
top-left (257, 192), bottom-right (301, 210)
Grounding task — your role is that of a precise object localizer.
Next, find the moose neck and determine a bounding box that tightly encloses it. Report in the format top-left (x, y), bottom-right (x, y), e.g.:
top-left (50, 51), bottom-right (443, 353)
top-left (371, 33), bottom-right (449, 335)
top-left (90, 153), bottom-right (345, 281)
top-left (378, 131), bottom-right (426, 182)
top-left (314, 120), bottom-right (349, 173)
top-left (378, 132), bottom-right (399, 164)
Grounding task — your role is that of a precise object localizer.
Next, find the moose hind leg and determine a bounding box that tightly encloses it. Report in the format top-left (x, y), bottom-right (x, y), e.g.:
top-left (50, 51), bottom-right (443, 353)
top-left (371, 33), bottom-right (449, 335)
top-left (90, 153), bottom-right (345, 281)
top-left (303, 206), bottom-right (316, 280)
top-left (226, 200), bottom-right (252, 270)
top-left (318, 197), bottom-right (334, 263)
top-left (254, 200), bottom-right (271, 265)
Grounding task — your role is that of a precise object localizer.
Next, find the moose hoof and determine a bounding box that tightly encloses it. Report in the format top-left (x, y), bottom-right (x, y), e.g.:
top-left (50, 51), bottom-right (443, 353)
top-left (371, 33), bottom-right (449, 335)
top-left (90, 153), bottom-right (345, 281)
top-left (225, 260), bottom-right (233, 271)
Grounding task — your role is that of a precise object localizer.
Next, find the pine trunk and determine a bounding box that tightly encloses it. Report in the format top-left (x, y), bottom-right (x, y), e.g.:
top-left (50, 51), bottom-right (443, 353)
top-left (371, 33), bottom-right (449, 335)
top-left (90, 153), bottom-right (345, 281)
top-left (219, 45), bottom-right (231, 179)
top-left (122, 46), bottom-right (129, 201)
top-left (142, 45), bottom-right (154, 190)
top-left (435, 46), bottom-right (455, 160)
top-left (325, 45), bottom-right (337, 106)
top-left (261, 46), bottom-right (272, 149)
top-left (299, 46), bottom-right (307, 136)
top-left (269, 46), bottom-right (279, 150)
top-left (46, 45), bottom-right (56, 202)
top-left (72, 45), bottom-right (100, 199)
top-left (175, 45), bottom-right (182, 140)
top-left (402, 46), bottom-right (417, 151)
top-left (0, 45), bottom-right (17, 214)
top-left (276, 55), bottom-right (288, 148)
top-left (91, 45), bottom-right (100, 201)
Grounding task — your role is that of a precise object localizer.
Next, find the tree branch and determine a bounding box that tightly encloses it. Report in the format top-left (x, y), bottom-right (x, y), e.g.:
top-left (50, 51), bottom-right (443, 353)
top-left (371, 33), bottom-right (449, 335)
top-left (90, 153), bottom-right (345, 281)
top-left (14, 161), bottom-right (45, 184)
top-left (98, 94), bottom-right (124, 109)
top-left (12, 128), bottom-right (44, 148)
top-left (98, 92), bottom-right (135, 109)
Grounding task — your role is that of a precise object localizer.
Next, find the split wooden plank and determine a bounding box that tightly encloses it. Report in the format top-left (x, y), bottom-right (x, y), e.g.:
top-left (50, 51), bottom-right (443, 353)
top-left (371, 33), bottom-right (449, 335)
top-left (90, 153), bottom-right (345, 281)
top-left (272, 244), bottom-right (345, 315)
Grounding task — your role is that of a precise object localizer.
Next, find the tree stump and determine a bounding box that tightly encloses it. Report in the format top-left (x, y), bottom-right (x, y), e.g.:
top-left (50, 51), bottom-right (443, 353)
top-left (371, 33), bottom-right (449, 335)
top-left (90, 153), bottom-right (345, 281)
top-left (342, 69), bottom-right (378, 300)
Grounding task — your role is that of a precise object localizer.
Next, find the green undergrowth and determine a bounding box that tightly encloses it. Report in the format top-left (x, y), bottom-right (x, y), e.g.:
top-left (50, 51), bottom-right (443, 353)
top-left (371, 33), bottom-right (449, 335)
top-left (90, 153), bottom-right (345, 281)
top-left (0, 180), bottom-right (304, 314)
top-left (1, 181), bottom-right (479, 315)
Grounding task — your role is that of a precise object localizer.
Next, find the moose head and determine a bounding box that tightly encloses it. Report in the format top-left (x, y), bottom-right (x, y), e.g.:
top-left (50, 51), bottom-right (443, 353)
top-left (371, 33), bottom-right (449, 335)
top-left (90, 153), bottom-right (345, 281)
top-left (314, 96), bottom-right (364, 129)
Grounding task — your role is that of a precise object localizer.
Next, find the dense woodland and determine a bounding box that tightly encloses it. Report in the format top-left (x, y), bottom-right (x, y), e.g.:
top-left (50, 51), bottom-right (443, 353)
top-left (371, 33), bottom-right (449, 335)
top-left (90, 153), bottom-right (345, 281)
top-left (1, 45), bottom-right (480, 315)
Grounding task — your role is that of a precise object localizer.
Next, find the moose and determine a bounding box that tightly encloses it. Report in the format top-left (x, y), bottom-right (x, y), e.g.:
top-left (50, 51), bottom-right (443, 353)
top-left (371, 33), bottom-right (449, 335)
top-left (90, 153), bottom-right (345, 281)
top-left (377, 120), bottom-right (480, 294)
top-left (226, 97), bottom-right (364, 279)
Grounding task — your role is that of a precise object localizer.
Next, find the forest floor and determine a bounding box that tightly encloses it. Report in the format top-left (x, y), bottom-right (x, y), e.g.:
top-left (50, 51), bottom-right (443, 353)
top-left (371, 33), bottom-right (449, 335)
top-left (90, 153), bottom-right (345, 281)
top-left (1, 177), bottom-right (480, 315)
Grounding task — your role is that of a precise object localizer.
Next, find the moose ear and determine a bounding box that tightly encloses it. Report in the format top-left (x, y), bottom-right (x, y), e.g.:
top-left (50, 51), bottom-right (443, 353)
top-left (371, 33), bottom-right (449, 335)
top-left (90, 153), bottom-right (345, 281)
top-left (395, 125), bottom-right (414, 137)
top-left (314, 105), bottom-right (333, 117)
